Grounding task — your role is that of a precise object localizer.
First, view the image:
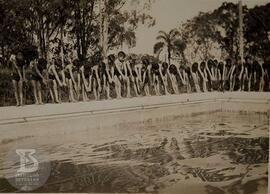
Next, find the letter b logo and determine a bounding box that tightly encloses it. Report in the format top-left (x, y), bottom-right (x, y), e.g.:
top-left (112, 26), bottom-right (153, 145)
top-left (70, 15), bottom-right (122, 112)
top-left (16, 149), bottom-right (39, 173)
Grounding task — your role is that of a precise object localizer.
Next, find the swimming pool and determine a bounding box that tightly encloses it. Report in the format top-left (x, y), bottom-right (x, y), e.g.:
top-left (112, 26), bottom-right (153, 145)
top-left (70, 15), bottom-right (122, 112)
top-left (0, 92), bottom-right (269, 193)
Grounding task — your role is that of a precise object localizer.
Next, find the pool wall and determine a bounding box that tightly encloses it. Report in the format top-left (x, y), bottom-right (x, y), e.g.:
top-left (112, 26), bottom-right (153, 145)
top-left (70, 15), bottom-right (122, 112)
top-left (0, 92), bottom-right (269, 143)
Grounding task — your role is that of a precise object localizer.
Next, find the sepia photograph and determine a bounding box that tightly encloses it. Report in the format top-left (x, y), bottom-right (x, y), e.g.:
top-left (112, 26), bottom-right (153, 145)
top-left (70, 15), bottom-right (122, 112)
top-left (0, 0), bottom-right (269, 193)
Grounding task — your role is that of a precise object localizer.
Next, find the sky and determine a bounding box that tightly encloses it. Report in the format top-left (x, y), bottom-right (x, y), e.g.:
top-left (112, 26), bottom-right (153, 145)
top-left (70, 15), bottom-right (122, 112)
top-left (127, 0), bottom-right (270, 55)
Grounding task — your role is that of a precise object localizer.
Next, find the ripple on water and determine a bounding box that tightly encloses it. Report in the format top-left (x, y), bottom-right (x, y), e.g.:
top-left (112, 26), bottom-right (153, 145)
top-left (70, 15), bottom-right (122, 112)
top-left (0, 112), bottom-right (268, 193)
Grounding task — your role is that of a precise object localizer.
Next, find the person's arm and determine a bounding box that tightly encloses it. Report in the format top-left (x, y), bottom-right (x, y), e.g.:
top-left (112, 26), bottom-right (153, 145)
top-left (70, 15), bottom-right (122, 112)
top-left (81, 66), bottom-right (89, 91)
top-left (177, 68), bottom-right (184, 83)
top-left (86, 73), bottom-right (92, 92)
top-left (52, 66), bottom-right (63, 86)
top-left (229, 66), bottom-right (236, 81)
top-left (22, 64), bottom-right (26, 81)
top-left (115, 63), bottom-right (125, 79)
top-left (34, 63), bottom-right (46, 83)
top-left (127, 62), bottom-right (134, 82)
top-left (106, 65), bottom-right (112, 83)
top-left (123, 62), bottom-right (128, 79)
top-left (239, 65), bottom-right (244, 80)
top-left (205, 65), bottom-right (213, 80)
top-left (111, 67), bottom-right (115, 83)
top-left (137, 65), bottom-right (143, 82)
top-left (78, 71), bottom-right (81, 90)
top-left (94, 66), bottom-right (101, 89)
top-left (159, 67), bottom-right (167, 87)
top-left (168, 70), bottom-right (174, 85)
top-left (61, 70), bottom-right (66, 86)
top-left (142, 70), bottom-right (147, 84)
top-left (222, 65), bottom-right (225, 81)
top-left (134, 65), bottom-right (140, 82)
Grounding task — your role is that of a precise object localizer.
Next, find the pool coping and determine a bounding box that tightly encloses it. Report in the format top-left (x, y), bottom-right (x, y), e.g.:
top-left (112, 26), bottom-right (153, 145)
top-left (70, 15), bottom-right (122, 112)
top-left (0, 92), bottom-right (269, 126)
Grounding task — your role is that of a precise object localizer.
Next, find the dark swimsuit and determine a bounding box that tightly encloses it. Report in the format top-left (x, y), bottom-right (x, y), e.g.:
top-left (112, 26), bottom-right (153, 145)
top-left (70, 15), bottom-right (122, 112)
top-left (49, 64), bottom-right (63, 80)
top-left (99, 63), bottom-right (109, 85)
top-left (84, 63), bottom-right (92, 79)
top-left (30, 61), bottom-right (46, 81)
top-left (12, 59), bottom-right (25, 81)
top-left (169, 65), bottom-right (177, 75)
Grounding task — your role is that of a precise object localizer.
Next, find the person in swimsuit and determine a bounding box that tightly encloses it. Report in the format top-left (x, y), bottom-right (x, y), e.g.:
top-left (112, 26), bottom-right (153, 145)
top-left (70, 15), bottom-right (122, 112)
top-left (10, 52), bottom-right (26, 106)
top-left (253, 61), bottom-right (263, 92)
top-left (108, 54), bottom-right (121, 99)
top-left (110, 54), bottom-right (122, 99)
top-left (115, 51), bottom-right (129, 97)
top-left (168, 64), bottom-right (179, 94)
top-left (91, 54), bottom-right (102, 100)
top-left (178, 65), bottom-right (190, 93)
top-left (191, 62), bottom-right (201, 93)
top-left (160, 62), bottom-right (169, 95)
top-left (79, 60), bottom-right (92, 101)
top-left (206, 60), bottom-right (219, 91)
top-left (29, 58), bottom-right (47, 104)
top-left (217, 61), bottom-right (225, 92)
top-left (99, 60), bottom-right (112, 100)
top-left (73, 59), bottom-right (83, 100)
top-left (114, 51), bottom-right (128, 98)
top-left (224, 59), bottom-right (233, 91)
top-left (151, 61), bottom-right (161, 96)
top-left (48, 57), bottom-right (64, 103)
top-left (127, 56), bottom-right (140, 97)
top-left (184, 66), bottom-right (192, 93)
top-left (133, 58), bottom-right (144, 95)
top-left (142, 58), bottom-right (152, 96)
top-left (231, 57), bottom-right (244, 91)
top-left (243, 56), bottom-right (253, 91)
top-left (64, 56), bottom-right (79, 102)
top-left (198, 62), bottom-right (208, 92)
top-left (262, 61), bottom-right (269, 91)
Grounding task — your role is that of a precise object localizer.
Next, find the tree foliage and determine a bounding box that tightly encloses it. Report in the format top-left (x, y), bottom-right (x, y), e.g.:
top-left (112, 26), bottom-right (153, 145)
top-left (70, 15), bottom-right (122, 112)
top-left (180, 2), bottom-right (270, 63)
top-left (0, 0), bottom-right (155, 64)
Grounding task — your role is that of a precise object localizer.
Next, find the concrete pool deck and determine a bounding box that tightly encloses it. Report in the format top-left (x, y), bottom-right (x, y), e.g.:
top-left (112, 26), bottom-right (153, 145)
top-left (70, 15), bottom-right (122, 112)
top-left (0, 92), bottom-right (270, 126)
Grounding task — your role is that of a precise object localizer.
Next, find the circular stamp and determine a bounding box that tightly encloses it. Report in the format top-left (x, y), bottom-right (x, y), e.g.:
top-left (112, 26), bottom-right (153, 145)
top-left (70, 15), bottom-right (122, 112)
top-left (3, 144), bottom-right (51, 191)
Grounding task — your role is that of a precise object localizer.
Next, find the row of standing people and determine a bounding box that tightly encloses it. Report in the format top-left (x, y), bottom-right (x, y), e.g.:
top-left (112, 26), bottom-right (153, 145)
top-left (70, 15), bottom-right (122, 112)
top-left (9, 51), bottom-right (270, 106)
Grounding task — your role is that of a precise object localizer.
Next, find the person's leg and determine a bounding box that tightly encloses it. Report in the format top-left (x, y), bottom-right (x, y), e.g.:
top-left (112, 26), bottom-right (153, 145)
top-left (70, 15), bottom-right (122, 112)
top-left (115, 77), bottom-right (122, 99)
top-left (259, 78), bottom-right (264, 92)
top-left (172, 75), bottom-right (179, 94)
top-left (31, 80), bottom-right (38, 104)
top-left (18, 80), bottom-right (24, 106)
top-left (144, 83), bottom-right (150, 96)
top-left (93, 79), bottom-right (98, 100)
top-left (153, 76), bottom-right (159, 96)
top-left (12, 80), bottom-right (20, 106)
top-left (248, 77), bottom-right (251, 92)
top-left (82, 83), bottom-right (86, 102)
top-left (203, 79), bottom-right (207, 92)
top-left (164, 76), bottom-right (169, 95)
top-left (132, 77), bottom-right (139, 97)
top-left (47, 80), bottom-right (54, 103)
top-left (106, 81), bottom-right (112, 100)
top-left (53, 80), bottom-right (59, 103)
top-left (126, 78), bottom-right (131, 98)
top-left (37, 81), bottom-right (43, 104)
top-left (69, 79), bottom-right (76, 102)
top-left (136, 77), bottom-right (141, 94)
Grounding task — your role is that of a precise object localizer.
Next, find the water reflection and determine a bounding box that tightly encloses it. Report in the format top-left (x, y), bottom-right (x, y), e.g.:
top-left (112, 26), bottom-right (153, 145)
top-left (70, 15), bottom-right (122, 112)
top-left (0, 112), bottom-right (268, 193)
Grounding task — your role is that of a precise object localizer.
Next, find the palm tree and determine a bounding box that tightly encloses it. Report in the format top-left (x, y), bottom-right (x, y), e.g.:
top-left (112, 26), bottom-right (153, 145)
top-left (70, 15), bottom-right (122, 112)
top-left (153, 29), bottom-right (186, 65)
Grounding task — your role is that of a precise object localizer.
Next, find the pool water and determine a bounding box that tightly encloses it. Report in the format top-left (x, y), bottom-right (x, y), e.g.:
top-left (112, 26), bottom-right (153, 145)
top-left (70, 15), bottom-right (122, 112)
top-left (0, 111), bottom-right (269, 193)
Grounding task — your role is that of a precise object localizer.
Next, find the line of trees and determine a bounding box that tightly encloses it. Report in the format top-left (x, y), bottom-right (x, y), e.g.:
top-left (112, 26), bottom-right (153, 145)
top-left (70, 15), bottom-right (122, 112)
top-left (0, 0), bottom-right (156, 66)
top-left (154, 2), bottom-right (270, 65)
